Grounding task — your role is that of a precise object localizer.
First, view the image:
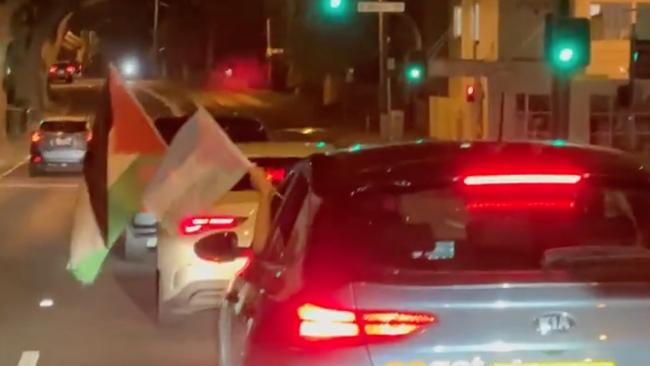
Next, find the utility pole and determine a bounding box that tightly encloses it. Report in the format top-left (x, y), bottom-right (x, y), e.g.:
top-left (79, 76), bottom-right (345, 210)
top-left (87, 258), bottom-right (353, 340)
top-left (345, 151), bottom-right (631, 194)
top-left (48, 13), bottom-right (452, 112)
top-left (550, 0), bottom-right (571, 140)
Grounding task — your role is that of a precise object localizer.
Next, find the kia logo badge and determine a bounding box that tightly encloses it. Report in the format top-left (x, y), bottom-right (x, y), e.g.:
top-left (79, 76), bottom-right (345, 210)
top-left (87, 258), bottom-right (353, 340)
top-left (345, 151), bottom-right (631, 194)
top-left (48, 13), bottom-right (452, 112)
top-left (535, 312), bottom-right (576, 335)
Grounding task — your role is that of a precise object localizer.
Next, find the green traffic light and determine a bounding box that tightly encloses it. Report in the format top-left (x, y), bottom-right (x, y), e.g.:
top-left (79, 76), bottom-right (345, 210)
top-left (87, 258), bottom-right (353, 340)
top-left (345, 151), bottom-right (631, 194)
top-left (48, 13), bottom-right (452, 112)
top-left (329, 0), bottom-right (342, 8)
top-left (406, 64), bottom-right (425, 84)
top-left (558, 47), bottom-right (574, 63)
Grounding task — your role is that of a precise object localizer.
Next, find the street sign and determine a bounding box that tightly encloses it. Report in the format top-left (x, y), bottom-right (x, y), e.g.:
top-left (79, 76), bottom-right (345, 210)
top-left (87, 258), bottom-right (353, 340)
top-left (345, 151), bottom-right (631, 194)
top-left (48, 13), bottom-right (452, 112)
top-left (357, 1), bottom-right (405, 13)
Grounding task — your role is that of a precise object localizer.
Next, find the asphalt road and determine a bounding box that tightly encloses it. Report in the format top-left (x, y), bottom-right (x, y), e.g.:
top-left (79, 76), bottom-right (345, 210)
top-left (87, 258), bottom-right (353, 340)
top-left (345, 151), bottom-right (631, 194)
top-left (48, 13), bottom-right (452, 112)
top-left (0, 80), bottom-right (220, 366)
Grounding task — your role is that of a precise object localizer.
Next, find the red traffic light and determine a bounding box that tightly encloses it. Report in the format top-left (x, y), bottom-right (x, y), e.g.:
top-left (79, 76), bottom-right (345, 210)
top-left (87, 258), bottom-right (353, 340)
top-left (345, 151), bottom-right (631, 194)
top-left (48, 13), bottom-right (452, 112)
top-left (466, 85), bottom-right (476, 102)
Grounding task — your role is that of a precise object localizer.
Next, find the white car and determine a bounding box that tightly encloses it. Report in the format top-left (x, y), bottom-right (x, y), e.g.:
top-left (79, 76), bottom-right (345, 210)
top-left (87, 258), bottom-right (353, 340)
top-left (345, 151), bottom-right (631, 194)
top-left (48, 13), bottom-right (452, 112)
top-left (156, 141), bottom-right (331, 323)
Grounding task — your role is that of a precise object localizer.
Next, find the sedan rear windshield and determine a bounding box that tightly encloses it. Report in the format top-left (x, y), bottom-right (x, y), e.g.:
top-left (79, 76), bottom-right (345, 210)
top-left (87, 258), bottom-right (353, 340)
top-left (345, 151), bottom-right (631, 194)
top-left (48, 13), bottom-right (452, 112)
top-left (40, 121), bottom-right (87, 133)
top-left (310, 179), bottom-right (650, 276)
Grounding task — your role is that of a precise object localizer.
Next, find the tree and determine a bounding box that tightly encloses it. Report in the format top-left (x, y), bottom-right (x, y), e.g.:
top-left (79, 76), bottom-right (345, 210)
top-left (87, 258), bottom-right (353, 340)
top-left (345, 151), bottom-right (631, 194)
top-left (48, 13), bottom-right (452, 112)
top-left (0, 0), bottom-right (26, 141)
top-left (1, 0), bottom-right (104, 142)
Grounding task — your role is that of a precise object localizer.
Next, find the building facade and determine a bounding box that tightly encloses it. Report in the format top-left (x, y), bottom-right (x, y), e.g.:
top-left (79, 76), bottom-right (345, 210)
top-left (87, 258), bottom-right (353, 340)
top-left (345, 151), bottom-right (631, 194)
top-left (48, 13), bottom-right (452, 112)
top-left (428, 0), bottom-right (650, 154)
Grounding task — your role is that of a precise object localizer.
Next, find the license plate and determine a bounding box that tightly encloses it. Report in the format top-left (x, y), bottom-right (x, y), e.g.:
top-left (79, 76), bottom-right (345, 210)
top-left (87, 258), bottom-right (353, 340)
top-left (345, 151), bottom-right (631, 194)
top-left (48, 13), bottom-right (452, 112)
top-left (54, 137), bottom-right (72, 146)
top-left (492, 362), bottom-right (614, 366)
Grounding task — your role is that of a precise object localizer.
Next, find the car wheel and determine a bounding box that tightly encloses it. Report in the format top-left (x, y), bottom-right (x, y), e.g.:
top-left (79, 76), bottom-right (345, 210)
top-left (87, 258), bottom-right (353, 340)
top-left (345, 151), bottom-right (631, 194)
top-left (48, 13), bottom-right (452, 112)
top-left (156, 270), bottom-right (182, 326)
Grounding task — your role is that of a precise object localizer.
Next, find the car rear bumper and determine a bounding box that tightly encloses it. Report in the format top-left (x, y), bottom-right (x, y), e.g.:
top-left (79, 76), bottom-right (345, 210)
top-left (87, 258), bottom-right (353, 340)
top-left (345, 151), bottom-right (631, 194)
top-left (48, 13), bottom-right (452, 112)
top-left (158, 233), bottom-right (250, 314)
top-left (243, 346), bottom-right (372, 366)
top-left (31, 161), bottom-right (84, 173)
top-left (160, 278), bottom-right (231, 315)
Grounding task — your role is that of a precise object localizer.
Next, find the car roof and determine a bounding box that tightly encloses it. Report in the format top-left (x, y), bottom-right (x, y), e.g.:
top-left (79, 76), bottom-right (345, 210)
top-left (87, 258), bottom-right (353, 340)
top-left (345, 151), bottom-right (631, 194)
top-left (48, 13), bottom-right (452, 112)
top-left (308, 140), bottom-right (649, 195)
top-left (238, 142), bottom-right (332, 159)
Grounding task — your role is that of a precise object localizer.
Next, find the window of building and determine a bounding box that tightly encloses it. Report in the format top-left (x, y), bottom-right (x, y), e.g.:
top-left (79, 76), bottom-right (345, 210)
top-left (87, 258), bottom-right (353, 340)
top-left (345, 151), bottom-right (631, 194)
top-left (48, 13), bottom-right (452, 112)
top-left (472, 2), bottom-right (480, 41)
top-left (453, 5), bottom-right (462, 38)
top-left (515, 94), bottom-right (551, 140)
top-left (590, 2), bottom-right (632, 40)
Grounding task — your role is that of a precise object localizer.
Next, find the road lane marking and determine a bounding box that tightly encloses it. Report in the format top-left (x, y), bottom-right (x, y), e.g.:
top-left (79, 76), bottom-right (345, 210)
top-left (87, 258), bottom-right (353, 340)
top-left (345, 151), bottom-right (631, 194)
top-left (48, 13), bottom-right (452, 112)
top-left (0, 158), bottom-right (28, 178)
top-left (0, 182), bottom-right (79, 189)
top-left (17, 351), bottom-right (39, 366)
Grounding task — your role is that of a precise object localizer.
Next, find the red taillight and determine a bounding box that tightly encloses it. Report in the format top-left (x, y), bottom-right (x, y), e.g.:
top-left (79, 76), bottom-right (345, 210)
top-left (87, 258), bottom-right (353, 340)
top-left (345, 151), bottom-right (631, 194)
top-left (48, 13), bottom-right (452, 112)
top-left (31, 131), bottom-right (42, 143)
top-left (463, 174), bottom-right (582, 186)
top-left (265, 167), bottom-right (286, 184)
top-left (48, 65), bottom-right (57, 73)
top-left (65, 66), bottom-right (76, 74)
top-left (31, 155), bottom-right (43, 163)
top-left (297, 303), bottom-right (435, 341)
top-left (86, 131), bottom-right (93, 142)
top-left (298, 304), bottom-right (359, 340)
top-left (466, 199), bottom-right (576, 211)
top-left (178, 215), bottom-right (242, 236)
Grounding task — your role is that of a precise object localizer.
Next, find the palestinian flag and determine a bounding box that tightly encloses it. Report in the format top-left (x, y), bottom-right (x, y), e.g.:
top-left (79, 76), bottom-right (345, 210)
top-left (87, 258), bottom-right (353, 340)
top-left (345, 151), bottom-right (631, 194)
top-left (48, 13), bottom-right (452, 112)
top-left (144, 107), bottom-right (251, 228)
top-left (68, 65), bottom-right (166, 285)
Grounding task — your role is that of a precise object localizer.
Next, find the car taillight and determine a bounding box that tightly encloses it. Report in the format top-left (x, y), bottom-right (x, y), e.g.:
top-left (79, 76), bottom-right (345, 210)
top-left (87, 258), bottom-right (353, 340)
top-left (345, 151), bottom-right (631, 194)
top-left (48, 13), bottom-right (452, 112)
top-left (31, 131), bottom-right (42, 143)
top-left (65, 66), bottom-right (76, 74)
top-left (463, 174), bottom-right (582, 186)
top-left (86, 131), bottom-right (93, 142)
top-left (178, 215), bottom-right (243, 236)
top-left (265, 167), bottom-right (286, 184)
top-left (48, 66), bottom-right (57, 73)
top-left (466, 199), bottom-right (576, 211)
top-left (297, 303), bottom-right (435, 341)
top-left (31, 154), bottom-right (43, 163)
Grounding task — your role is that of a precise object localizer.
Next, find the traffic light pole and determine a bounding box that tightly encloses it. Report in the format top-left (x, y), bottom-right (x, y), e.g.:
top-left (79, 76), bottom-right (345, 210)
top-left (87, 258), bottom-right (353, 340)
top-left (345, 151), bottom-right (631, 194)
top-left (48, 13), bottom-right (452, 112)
top-left (378, 0), bottom-right (388, 116)
top-left (551, 0), bottom-right (571, 140)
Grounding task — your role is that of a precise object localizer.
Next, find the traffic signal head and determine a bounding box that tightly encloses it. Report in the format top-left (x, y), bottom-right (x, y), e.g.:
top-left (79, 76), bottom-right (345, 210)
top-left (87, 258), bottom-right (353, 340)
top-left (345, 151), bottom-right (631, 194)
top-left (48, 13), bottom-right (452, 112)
top-left (544, 15), bottom-right (591, 75)
top-left (321, 0), bottom-right (350, 17)
top-left (405, 63), bottom-right (425, 83)
top-left (404, 51), bottom-right (427, 86)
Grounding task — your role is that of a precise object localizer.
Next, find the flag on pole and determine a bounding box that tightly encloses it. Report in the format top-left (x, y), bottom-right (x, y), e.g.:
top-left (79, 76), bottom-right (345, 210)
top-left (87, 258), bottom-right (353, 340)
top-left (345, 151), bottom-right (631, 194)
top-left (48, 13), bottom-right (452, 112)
top-left (144, 107), bottom-right (251, 227)
top-left (68, 65), bottom-right (167, 285)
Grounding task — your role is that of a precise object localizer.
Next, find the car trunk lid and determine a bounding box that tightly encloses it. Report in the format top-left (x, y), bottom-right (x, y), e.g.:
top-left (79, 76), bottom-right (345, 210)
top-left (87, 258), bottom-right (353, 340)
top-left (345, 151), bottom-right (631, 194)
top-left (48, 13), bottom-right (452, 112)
top-left (352, 274), bottom-right (650, 366)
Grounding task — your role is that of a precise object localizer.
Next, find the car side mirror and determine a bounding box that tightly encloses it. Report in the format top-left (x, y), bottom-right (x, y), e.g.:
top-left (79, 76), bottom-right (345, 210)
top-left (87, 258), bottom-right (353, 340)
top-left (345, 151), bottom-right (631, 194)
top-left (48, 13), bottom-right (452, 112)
top-left (194, 232), bottom-right (241, 262)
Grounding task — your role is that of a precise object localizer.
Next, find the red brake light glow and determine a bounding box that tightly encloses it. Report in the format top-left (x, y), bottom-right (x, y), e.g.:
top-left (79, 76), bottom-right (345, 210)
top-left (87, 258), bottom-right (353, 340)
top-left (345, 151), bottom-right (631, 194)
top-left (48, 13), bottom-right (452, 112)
top-left (86, 131), bottom-right (93, 142)
top-left (297, 303), bottom-right (436, 341)
top-left (48, 65), bottom-right (57, 73)
top-left (265, 167), bottom-right (286, 184)
top-left (65, 65), bottom-right (76, 74)
top-left (465, 199), bottom-right (576, 211)
top-left (178, 215), bottom-right (242, 236)
top-left (463, 174), bottom-right (582, 186)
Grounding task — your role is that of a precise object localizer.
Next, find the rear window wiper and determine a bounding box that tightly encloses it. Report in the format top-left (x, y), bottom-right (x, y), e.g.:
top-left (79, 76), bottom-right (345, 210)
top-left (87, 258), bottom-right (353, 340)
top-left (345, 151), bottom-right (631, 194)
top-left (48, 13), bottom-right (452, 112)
top-left (542, 245), bottom-right (650, 269)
